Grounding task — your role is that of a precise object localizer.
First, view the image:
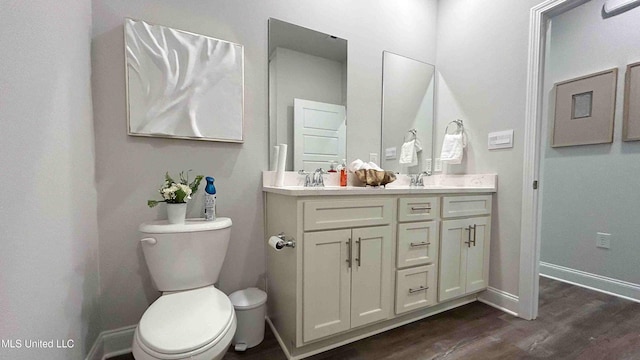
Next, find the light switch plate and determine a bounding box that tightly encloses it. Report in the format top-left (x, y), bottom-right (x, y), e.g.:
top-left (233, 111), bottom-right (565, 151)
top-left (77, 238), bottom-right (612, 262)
top-left (434, 158), bottom-right (442, 172)
top-left (369, 153), bottom-right (379, 164)
top-left (596, 232), bottom-right (611, 249)
top-left (488, 130), bottom-right (514, 150)
top-left (385, 147), bottom-right (397, 160)
top-left (425, 158), bottom-right (432, 171)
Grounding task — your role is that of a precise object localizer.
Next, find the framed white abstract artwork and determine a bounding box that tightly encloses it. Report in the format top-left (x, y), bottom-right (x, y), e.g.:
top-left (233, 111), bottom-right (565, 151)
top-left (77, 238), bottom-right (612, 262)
top-left (125, 19), bottom-right (244, 142)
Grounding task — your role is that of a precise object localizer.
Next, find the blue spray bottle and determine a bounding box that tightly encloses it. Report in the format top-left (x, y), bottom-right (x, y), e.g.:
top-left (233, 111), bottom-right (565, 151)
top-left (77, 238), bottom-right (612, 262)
top-left (204, 176), bottom-right (216, 221)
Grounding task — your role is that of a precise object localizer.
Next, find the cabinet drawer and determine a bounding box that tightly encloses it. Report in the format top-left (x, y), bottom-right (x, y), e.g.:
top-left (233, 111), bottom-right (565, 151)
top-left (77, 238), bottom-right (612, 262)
top-left (395, 264), bottom-right (437, 315)
top-left (398, 197), bottom-right (439, 222)
top-left (442, 195), bottom-right (492, 218)
top-left (397, 222), bottom-right (438, 269)
top-left (303, 199), bottom-right (394, 231)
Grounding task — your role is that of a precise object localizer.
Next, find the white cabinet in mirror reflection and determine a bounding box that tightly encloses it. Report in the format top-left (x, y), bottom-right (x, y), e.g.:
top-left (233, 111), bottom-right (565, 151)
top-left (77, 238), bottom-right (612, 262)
top-left (125, 18), bottom-right (244, 142)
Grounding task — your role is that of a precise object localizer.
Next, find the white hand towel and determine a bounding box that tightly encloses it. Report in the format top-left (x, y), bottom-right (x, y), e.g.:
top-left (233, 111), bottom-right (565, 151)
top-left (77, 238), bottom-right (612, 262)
top-left (367, 162), bottom-right (383, 171)
top-left (440, 133), bottom-right (465, 165)
top-left (399, 140), bottom-right (418, 167)
top-left (349, 159), bottom-right (365, 172)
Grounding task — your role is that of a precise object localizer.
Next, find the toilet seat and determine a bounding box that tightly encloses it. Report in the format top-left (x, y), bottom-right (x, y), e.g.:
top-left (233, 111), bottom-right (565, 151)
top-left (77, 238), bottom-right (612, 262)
top-left (134, 286), bottom-right (235, 359)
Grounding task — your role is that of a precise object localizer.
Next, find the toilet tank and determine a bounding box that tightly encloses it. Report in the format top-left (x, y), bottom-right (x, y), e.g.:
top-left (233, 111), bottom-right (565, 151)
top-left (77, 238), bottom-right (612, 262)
top-left (139, 218), bottom-right (232, 292)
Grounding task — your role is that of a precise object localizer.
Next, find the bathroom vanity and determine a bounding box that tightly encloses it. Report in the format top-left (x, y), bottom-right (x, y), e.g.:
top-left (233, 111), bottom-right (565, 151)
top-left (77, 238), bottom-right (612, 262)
top-left (263, 174), bottom-right (496, 359)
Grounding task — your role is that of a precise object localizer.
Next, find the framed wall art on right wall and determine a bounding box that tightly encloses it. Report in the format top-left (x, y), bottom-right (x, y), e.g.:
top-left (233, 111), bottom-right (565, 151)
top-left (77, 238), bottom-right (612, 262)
top-left (551, 68), bottom-right (618, 147)
top-left (623, 61), bottom-right (640, 141)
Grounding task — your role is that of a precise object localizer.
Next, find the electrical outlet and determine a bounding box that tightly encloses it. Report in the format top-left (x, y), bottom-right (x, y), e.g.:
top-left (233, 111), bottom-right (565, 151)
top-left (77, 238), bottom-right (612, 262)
top-left (434, 158), bottom-right (442, 172)
top-left (369, 153), bottom-right (379, 164)
top-left (596, 232), bottom-right (611, 249)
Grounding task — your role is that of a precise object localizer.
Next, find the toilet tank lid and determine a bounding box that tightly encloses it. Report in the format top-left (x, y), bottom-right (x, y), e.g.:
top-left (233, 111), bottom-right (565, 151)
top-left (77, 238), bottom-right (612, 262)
top-left (139, 217), bottom-right (232, 234)
top-left (229, 287), bottom-right (267, 310)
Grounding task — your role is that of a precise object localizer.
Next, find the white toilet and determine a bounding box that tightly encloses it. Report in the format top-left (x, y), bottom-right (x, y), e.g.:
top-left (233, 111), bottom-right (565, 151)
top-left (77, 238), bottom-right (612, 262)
top-left (132, 218), bottom-right (236, 360)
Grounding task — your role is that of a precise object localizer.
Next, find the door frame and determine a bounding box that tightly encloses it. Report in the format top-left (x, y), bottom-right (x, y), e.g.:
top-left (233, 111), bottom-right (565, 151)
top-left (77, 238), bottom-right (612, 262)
top-left (518, 0), bottom-right (591, 320)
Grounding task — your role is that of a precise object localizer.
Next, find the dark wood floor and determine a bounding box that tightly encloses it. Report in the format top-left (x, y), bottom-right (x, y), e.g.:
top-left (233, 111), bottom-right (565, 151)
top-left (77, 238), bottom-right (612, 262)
top-left (110, 277), bottom-right (640, 360)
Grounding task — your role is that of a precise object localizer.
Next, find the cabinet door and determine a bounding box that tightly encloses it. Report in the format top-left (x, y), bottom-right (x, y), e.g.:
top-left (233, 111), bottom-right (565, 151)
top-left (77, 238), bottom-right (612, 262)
top-left (465, 217), bottom-right (491, 293)
top-left (303, 229), bottom-right (352, 342)
top-left (397, 221), bottom-right (439, 269)
top-left (350, 226), bottom-right (393, 328)
top-left (438, 219), bottom-right (470, 302)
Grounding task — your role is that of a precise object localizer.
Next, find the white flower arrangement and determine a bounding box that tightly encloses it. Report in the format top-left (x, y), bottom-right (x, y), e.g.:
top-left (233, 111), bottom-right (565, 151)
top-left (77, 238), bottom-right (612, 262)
top-left (148, 171), bottom-right (204, 208)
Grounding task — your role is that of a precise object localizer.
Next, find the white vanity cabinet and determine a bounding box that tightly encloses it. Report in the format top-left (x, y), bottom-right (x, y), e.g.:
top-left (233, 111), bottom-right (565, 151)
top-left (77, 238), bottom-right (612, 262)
top-left (303, 225), bottom-right (393, 342)
top-left (438, 195), bottom-right (492, 302)
top-left (264, 187), bottom-right (494, 360)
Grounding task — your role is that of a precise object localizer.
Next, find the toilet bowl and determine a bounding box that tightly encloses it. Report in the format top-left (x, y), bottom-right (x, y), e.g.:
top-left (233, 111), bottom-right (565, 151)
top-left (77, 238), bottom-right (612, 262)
top-left (132, 287), bottom-right (236, 360)
top-left (133, 218), bottom-right (234, 360)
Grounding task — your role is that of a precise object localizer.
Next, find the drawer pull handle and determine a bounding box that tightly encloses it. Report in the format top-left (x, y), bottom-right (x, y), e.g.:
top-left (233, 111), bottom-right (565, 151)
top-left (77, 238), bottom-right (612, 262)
top-left (408, 286), bottom-right (429, 294)
top-left (410, 241), bottom-right (430, 247)
top-left (411, 206), bottom-right (432, 211)
top-left (346, 238), bottom-right (352, 268)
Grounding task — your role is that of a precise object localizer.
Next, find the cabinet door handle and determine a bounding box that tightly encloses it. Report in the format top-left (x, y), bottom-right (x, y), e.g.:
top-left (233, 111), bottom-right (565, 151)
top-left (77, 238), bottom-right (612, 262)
top-left (411, 206), bottom-right (432, 211)
top-left (346, 238), bottom-right (352, 268)
top-left (472, 225), bottom-right (477, 247)
top-left (410, 241), bottom-right (431, 247)
top-left (465, 226), bottom-right (472, 247)
top-left (408, 286), bottom-right (429, 294)
top-left (356, 238), bottom-right (362, 267)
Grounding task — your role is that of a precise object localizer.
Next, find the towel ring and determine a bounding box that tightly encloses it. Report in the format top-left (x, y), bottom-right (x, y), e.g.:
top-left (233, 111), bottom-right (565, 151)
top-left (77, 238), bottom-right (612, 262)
top-left (403, 129), bottom-right (417, 142)
top-left (444, 119), bottom-right (464, 135)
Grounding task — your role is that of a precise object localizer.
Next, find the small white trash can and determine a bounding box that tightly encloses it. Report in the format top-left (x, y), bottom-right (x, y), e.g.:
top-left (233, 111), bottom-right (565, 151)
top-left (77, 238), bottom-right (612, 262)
top-left (229, 287), bottom-right (267, 351)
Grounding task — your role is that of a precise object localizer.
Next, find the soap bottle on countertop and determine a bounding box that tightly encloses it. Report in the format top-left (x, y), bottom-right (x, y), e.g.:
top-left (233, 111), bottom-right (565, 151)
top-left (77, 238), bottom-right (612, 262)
top-left (204, 176), bottom-right (216, 221)
top-left (328, 161), bottom-right (338, 173)
top-left (339, 159), bottom-right (347, 187)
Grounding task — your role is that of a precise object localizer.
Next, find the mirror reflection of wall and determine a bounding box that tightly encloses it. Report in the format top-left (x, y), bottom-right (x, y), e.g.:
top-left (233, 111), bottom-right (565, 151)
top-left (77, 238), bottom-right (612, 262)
top-left (381, 51), bottom-right (435, 174)
top-left (268, 19), bottom-right (347, 172)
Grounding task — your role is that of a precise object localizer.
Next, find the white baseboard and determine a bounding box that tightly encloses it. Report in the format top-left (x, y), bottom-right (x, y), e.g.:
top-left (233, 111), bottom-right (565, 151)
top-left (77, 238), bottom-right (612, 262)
top-left (477, 287), bottom-right (519, 317)
top-left (540, 262), bottom-right (640, 303)
top-left (85, 325), bottom-right (136, 360)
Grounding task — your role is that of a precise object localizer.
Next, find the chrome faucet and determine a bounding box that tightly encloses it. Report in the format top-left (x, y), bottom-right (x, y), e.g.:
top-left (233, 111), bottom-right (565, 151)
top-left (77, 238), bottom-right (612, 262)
top-left (298, 170), bottom-right (312, 187)
top-left (410, 171), bottom-right (432, 187)
top-left (417, 171), bottom-right (431, 186)
top-left (298, 168), bottom-right (327, 187)
top-left (313, 168), bottom-right (327, 187)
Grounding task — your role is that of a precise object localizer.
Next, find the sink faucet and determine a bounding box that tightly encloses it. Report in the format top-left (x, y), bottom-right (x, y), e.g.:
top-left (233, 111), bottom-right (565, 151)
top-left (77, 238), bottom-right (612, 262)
top-left (298, 170), bottom-right (312, 187)
top-left (417, 171), bottom-right (432, 186)
top-left (313, 168), bottom-right (327, 187)
top-left (298, 168), bottom-right (327, 187)
top-left (410, 171), bottom-right (432, 187)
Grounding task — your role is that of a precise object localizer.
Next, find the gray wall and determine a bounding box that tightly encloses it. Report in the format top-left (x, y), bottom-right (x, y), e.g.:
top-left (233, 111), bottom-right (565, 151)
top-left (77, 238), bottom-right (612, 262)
top-left (0, 0), bottom-right (101, 358)
top-left (540, 0), bottom-right (640, 284)
top-left (435, 0), bottom-right (544, 296)
top-left (92, 0), bottom-right (438, 331)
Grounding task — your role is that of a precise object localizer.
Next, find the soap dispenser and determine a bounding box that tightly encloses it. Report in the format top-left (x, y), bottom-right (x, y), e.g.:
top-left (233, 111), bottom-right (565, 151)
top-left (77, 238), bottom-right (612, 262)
top-left (204, 176), bottom-right (216, 221)
top-left (339, 159), bottom-right (347, 187)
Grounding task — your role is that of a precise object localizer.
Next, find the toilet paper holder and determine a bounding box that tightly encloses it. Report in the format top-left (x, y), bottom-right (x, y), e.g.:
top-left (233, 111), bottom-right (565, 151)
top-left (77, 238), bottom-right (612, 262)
top-left (274, 233), bottom-right (296, 249)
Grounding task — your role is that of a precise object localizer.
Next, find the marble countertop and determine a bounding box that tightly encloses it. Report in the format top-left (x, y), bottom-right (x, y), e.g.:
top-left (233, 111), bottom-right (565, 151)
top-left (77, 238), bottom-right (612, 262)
top-left (262, 172), bottom-right (497, 196)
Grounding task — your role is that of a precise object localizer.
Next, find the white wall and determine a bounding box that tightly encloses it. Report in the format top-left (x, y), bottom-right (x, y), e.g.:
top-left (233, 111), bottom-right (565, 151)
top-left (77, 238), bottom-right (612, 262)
top-left (540, 0), bottom-right (640, 285)
top-left (91, 0), bottom-right (438, 331)
top-left (436, 0), bottom-right (544, 296)
top-left (0, 1), bottom-right (101, 359)
top-left (271, 47), bottom-right (345, 170)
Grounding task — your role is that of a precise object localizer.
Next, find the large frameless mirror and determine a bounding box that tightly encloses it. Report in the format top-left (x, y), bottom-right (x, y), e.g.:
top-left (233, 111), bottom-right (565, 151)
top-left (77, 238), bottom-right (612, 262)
top-left (268, 18), bottom-right (348, 172)
top-left (381, 51), bottom-right (435, 174)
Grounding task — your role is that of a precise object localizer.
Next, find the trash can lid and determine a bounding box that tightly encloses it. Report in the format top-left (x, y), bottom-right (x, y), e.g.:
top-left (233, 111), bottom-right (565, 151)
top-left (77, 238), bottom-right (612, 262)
top-left (229, 287), bottom-right (267, 310)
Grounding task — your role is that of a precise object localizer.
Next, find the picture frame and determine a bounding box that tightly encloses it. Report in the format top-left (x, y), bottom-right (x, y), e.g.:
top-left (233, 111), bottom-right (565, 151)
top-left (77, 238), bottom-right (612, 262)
top-left (551, 68), bottom-right (618, 147)
top-left (124, 18), bottom-right (244, 143)
top-left (623, 61), bottom-right (640, 141)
